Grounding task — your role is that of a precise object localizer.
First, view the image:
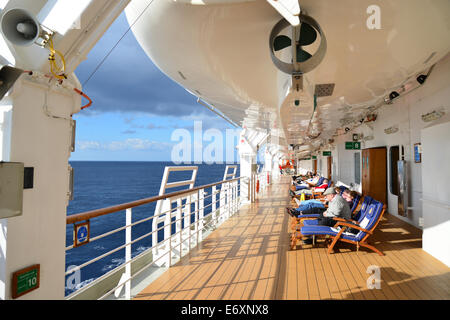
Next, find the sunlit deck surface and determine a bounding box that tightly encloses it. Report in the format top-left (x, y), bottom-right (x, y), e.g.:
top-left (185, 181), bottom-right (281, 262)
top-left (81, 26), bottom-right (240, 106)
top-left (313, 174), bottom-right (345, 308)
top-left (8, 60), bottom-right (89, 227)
top-left (135, 177), bottom-right (450, 300)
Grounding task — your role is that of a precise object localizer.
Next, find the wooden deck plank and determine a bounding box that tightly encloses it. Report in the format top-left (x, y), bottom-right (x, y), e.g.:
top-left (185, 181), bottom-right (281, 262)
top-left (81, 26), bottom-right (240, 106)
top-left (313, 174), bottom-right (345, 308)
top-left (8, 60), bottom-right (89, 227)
top-left (296, 244), bottom-right (310, 300)
top-left (383, 243), bottom-right (446, 299)
top-left (332, 250), bottom-right (365, 299)
top-left (324, 246), bottom-right (354, 300)
top-left (347, 251), bottom-right (388, 300)
top-left (252, 252), bottom-right (276, 300)
top-left (304, 248), bottom-right (320, 299)
top-left (386, 240), bottom-right (450, 298)
top-left (356, 249), bottom-right (401, 300)
top-left (206, 257), bottom-right (243, 300)
top-left (285, 250), bottom-right (298, 299)
top-left (317, 245), bottom-right (344, 300)
top-left (311, 245), bottom-right (332, 300)
top-left (135, 177), bottom-right (450, 301)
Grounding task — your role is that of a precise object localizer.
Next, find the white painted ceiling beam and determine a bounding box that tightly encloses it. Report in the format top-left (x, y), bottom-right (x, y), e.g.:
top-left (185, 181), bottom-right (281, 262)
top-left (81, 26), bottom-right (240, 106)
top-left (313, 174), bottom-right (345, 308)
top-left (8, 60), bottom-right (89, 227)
top-left (266, 0), bottom-right (300, 26)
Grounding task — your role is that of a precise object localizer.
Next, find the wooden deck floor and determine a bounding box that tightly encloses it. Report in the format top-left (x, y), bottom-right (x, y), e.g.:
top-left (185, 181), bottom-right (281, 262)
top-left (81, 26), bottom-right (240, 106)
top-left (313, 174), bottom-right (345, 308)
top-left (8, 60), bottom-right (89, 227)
top-left (135, 178), bottom-right (450, 300)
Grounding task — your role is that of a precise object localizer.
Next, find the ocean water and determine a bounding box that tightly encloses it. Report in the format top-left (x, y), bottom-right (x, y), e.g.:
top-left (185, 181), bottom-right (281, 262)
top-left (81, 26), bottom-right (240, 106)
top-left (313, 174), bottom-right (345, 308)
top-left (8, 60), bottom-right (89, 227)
top-left (65, 161), bottom-right (239, 296)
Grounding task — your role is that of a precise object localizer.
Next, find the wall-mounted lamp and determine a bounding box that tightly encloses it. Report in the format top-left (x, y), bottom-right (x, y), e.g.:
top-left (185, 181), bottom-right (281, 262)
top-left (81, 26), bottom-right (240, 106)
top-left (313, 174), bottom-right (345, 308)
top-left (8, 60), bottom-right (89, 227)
top-left (384, 91), bottom-right (400, 104)
top-left (366, 113), bottom-right (377, 122)
top-left (416, 74), bottom-right (427, 85)
top-left (389, 91), bottom-right (399, 100)
top-left (421, 109), bottom-right (445, 122)
top-left (384, 125), bottom-right (399, 134)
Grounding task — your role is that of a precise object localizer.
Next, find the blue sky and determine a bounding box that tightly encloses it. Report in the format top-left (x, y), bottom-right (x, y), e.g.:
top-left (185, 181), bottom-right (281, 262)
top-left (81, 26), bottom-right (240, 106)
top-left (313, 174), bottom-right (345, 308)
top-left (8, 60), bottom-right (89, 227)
top-left (70, 12), bottom-right (238, 162)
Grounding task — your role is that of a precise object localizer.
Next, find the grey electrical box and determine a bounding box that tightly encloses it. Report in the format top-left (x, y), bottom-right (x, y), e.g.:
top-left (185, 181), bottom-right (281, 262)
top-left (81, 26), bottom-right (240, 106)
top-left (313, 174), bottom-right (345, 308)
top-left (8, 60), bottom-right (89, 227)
top-left (0, 162), bottom-right (24, 219)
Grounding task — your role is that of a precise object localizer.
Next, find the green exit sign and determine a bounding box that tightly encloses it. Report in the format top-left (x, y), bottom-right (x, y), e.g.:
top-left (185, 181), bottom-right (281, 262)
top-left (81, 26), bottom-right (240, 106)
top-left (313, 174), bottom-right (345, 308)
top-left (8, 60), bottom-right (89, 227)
top-left (12, 264), bottom-right (40, 299)
top-left (323, 151), bottom-right (332, 156)
top-left (345, 142), bottom-right (361, 150)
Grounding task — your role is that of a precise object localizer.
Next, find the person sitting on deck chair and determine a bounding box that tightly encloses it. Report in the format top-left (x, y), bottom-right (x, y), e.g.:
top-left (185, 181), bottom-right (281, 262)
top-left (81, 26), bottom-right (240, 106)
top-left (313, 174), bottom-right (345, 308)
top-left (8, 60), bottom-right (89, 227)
top-left (318, 188), bottom-right (351, 224)
top-left (302, 187), bottom-right (351, 244)
top-left (342, 189), bottom-right (355, 207)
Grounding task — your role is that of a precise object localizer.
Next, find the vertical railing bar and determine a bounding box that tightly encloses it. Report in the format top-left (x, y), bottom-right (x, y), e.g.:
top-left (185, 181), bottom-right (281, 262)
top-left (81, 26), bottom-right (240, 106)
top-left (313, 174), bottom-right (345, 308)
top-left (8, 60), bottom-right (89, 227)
top-left (125, 208), bottom-right (132, 300)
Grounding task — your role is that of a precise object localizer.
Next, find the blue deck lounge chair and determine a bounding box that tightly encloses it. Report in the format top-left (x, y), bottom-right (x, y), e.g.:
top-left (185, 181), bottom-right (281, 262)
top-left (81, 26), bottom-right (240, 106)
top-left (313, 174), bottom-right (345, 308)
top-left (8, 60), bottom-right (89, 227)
top-left (291, 201), bottom-right (386, 255)
top-left (338, 185), bottom-right (348, 195)
top-left (350, 193), bottom-right (361, 213)
top-left (353, 195), bottom-right (372, 220)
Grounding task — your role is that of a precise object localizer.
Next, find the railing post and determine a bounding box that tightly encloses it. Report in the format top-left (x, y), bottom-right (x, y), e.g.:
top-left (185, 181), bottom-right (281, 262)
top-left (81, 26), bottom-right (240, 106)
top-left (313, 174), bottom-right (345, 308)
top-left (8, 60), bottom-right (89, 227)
top-left (125, 208), bottom-right (132, 300)
top-left (183, 195), bottom-right (191, 254)
top-left (198, 189), bottom-right (204, 243)
top-left (233, 181), bottom-right (239, 212)
top-left (163, 206), bottom-right (171, 267)
top-left (220, 183), bottom-right (226, 222)
top-left (169, 230), bottom-right (172, 267)
top-left (212, 185), bottom-right (217, 228)
top-left (176, 198), bottom-right (182, 260)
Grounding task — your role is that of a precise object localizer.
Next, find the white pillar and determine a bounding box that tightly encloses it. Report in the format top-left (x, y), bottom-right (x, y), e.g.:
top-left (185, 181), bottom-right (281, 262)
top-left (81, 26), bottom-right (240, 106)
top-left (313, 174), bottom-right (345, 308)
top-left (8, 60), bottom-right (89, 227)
top-left (0, 78), bottom-right (80, 300)
top-left (238, 133), bottom-right (257, 203)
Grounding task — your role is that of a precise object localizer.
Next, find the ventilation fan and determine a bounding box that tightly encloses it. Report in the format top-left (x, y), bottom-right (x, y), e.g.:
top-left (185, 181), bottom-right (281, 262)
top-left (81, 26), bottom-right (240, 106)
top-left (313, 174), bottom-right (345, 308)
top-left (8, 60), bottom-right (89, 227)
top-left (269, 13), bottom-right (327, 75)
top-left (273, 20), bottom-right (317, 63)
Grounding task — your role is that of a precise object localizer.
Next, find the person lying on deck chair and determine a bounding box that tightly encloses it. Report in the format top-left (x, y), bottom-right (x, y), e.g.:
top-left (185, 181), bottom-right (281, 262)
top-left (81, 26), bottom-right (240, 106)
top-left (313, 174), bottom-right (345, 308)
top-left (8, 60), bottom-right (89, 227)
top-left (291, 175), bottom-right (322, 192)
top-left (292, 178), bottom-right (330, 197)
top-left (287, 198), bottom-right (326, 216)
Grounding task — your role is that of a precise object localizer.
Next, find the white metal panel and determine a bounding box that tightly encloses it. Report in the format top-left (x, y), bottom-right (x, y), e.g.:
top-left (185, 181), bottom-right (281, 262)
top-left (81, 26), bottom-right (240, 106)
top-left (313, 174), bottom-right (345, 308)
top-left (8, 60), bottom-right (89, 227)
top-left (421, 121), bottom-right (450, 267)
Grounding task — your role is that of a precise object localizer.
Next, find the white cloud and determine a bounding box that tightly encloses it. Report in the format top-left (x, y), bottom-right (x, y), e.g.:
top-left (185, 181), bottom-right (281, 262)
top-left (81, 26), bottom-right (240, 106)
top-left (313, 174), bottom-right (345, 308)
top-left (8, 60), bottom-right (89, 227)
top-left (77, 141), bottom-right (101, 150)
top-left (76, 139), bottom-right (173, 152)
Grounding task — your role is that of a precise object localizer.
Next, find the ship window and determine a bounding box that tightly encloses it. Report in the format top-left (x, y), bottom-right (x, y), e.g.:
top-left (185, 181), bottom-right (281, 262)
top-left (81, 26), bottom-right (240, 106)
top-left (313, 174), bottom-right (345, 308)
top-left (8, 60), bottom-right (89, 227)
top-left (390, 146), bottom-right (400, 196)
top-left (354, 152), bottom-right (361, 184)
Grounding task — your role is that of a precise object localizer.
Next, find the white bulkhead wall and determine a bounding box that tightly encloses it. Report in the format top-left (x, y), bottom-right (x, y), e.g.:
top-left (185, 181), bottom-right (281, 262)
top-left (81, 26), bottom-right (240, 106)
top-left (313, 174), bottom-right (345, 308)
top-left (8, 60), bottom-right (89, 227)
top-left (328, 52), bottom-right (450, 233)
top-left (296, 56), bottom-right (450, 268)
top-left (421, 121), bottom-right (450, 267)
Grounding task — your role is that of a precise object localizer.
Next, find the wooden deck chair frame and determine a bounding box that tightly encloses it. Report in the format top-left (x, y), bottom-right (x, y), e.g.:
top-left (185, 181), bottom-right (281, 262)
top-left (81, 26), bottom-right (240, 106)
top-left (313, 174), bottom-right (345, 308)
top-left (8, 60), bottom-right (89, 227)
top-left (291, 204), bottom-right (386, 256)
top-left (326, 204), bottom-right (386, 255)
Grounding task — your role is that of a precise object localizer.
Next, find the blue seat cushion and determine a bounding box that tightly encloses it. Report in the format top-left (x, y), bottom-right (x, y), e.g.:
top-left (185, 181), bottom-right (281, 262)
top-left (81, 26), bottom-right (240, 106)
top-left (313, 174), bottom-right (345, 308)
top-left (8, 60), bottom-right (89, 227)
top-left (295, 213), bottom-right (321, 219)
top-left (300, 225), bottom-right (361, 241)
top-left (301, 225), bottom-right (337, 237)
top-left (302, 219), bottom-right (319, 226)
top-left (316, 177), bottom-right (325, 185)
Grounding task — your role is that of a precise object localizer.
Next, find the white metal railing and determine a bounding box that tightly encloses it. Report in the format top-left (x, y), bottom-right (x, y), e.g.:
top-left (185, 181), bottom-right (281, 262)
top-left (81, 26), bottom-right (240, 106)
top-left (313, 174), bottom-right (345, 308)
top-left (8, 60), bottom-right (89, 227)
top-left (65, 167), bottom-right (245, 300)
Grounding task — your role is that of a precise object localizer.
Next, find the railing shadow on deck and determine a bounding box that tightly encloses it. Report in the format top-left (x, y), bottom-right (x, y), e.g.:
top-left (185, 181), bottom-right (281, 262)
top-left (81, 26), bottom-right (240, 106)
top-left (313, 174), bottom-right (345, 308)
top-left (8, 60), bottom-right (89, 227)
top-left (133, 180), bottom-right (292, 300)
